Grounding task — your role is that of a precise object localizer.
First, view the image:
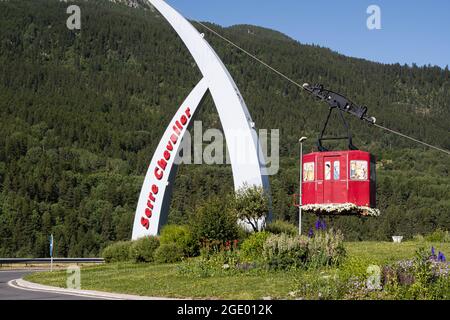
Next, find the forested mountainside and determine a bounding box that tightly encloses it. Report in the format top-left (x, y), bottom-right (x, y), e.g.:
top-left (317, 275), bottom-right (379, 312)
top-left (0, 0), bottom-right (448, 257)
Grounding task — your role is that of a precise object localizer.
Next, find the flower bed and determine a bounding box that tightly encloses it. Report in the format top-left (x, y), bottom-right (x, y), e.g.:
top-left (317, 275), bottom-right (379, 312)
top-left (302, 203), bottom-right (381, 217)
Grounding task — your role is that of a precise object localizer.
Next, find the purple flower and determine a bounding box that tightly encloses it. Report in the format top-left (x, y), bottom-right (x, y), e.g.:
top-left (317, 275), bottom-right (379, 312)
top-left (315, 220), bottom-right (321, 230)
top-left (431, 246), bottom-right (435, 257)
top-left (314, 219), bottom-right (327, 231)
top-left (438, 252), bottom-right (447, 262)
top-left (308, 228), bottom-right (314, 238)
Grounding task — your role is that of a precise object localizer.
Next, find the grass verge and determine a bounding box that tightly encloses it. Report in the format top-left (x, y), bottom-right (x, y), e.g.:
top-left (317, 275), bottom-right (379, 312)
top-left (24, 241), bottom-right (449, 299)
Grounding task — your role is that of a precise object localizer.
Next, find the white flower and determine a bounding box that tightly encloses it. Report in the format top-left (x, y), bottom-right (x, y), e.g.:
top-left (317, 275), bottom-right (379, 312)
top-left (302, 203), bottom-right (381, 217)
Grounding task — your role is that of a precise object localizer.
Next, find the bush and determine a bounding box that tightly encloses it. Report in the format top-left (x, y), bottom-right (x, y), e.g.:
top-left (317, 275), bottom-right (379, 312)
top-left (237, 225), bottom-right (251, 242)
top-left (381, 247), bottom-right (450, 300)
top-left (160, 224), bottom-right (198, 257)
top-left (129, 236), bottom-right (160, 263)
top-left (290, 247), bottom-right (450, 300)
top-left (263, 233), bottom-right (309, 269)
top-left (154, 243), bottom-right (184, 264)
top-left (102, 241), bottom-right (132, 263)
top-left (424, 229), bottom-right (450, 243)
top-left (190, 195), bottom-right (239, 243)
top-left (262, 229), bottom-right (346, 270)
top-left (338, 256), bottom-right (376, 280)
top-left (265, 220), bottom-right (297, 236)
top-left (307, 228), bottom-right (346, 268)
top-left (240, 231), bottom-right (271, 262)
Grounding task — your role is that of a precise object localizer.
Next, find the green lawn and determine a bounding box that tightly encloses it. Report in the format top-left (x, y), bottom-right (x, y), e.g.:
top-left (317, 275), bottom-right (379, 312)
top-left (345, 241), bottom-right (448, 265)
top-left (25, 241), bottom-right (449, 299)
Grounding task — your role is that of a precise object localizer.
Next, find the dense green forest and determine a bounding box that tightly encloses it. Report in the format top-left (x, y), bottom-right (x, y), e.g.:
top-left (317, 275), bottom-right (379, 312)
top-left (0, 0), bottom-right (448, 257)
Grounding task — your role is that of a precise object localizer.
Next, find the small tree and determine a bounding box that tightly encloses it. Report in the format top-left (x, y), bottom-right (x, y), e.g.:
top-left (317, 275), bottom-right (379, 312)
top-left (234, 184), bottom-right (269, 232)
top-left (190, 195), bottom-right (239, 244)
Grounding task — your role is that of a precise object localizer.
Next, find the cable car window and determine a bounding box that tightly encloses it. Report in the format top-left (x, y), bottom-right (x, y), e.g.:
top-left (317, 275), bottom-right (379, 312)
top-left (325, 161), bottom-right (331, 180)
top-left (303, 162), bottom-right (314, 181)
top-left (350, 160), bottom-right (368, 180)
top-left (334, 161), bottom-right (340, 180)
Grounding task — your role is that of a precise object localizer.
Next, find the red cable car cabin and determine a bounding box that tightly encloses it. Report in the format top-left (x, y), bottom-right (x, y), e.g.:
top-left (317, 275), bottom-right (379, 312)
top-left (297, 83), bottom-right (380, 216)
top-left (301, 150), bottom-right (378, 216)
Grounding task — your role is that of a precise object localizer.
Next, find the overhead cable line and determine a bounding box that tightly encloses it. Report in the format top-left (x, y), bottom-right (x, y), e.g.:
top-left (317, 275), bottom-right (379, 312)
top-left (194, 21), bottom-right (450, 156)
top-left (373, 123), bottom-right (450, 155)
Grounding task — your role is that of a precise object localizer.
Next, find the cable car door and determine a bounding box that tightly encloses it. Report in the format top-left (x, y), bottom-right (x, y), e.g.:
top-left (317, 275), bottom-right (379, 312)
top-left (323, 156), bottom-right (345, 203)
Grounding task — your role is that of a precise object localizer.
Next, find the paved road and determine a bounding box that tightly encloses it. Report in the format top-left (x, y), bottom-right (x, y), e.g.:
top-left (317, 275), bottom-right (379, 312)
top-left (0, 270), bottom-right (101, 300)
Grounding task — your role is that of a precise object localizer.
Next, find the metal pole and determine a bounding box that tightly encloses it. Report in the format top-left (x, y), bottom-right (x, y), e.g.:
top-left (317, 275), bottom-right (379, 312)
top-left (299, 141), bottom-right (302, 235)
top-left (298, 137), bottom-right (307, 235)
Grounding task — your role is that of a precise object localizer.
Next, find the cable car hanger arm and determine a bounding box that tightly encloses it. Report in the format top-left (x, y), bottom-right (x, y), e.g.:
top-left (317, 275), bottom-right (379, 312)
top-left (302, 83), bottom-right (377, 151)
top-left (302, 83), bottom-right (376, 124)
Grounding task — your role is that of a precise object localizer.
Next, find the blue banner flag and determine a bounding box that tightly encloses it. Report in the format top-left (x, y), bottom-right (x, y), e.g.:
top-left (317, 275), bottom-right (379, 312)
top-left (49, 234), bottom-right (53, 258)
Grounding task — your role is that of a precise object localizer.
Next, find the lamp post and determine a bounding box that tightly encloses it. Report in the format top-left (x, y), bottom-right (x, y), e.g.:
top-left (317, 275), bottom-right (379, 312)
top-left (299, 137), bottom-right (308, 235)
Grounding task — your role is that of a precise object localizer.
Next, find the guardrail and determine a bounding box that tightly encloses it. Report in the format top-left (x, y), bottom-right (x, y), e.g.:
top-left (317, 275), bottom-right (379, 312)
top-left (0, 258), bottom-right (104, 266)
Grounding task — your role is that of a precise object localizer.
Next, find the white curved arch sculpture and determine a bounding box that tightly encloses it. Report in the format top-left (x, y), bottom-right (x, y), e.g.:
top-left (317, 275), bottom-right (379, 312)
top-left (132, 0), bottom-right (270, 239)
top-left (132, 78), bottom-right (209, 238)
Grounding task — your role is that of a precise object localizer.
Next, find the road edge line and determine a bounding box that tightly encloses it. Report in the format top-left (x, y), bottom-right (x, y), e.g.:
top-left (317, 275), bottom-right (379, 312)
top-left (9, 278), bottom-right (177, 300)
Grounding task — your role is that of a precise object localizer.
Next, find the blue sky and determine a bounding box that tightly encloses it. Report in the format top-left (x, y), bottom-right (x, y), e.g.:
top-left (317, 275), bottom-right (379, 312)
top-left (168, 0), bottom-right (449, 68)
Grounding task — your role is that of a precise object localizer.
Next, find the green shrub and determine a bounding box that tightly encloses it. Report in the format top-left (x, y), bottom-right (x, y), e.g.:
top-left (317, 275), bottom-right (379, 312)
top-left (262, 229), bottom-right (346, 270)
top-left (338, 256), bottom-right (375, 281)
top-left (102, 241), bottom-right (132, 263)
top-left (160, 224), bottom-right (198, 257)
top-left (240, 231), bottom-right (271, 262)
top-left (129, 236), bottom-right (160, 263)
top-left (307, 229), bottom-right (346, 268)
top-left (265, 220), bottom-right (297, 236)
top-left (190, 195), bottom-right (239, 243)
top-left (412, 234), bottom-right (425, 242)
top-left (263, 233), bottom-right (309, 269)
top-left (424, 229), bottom-right (450, 243)
top-left (154, 243), bottom-right (184, 264)
top-left (381, 247), bottom-right (450, 300)
top-left (237, 226), bottom-right (251, 242)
